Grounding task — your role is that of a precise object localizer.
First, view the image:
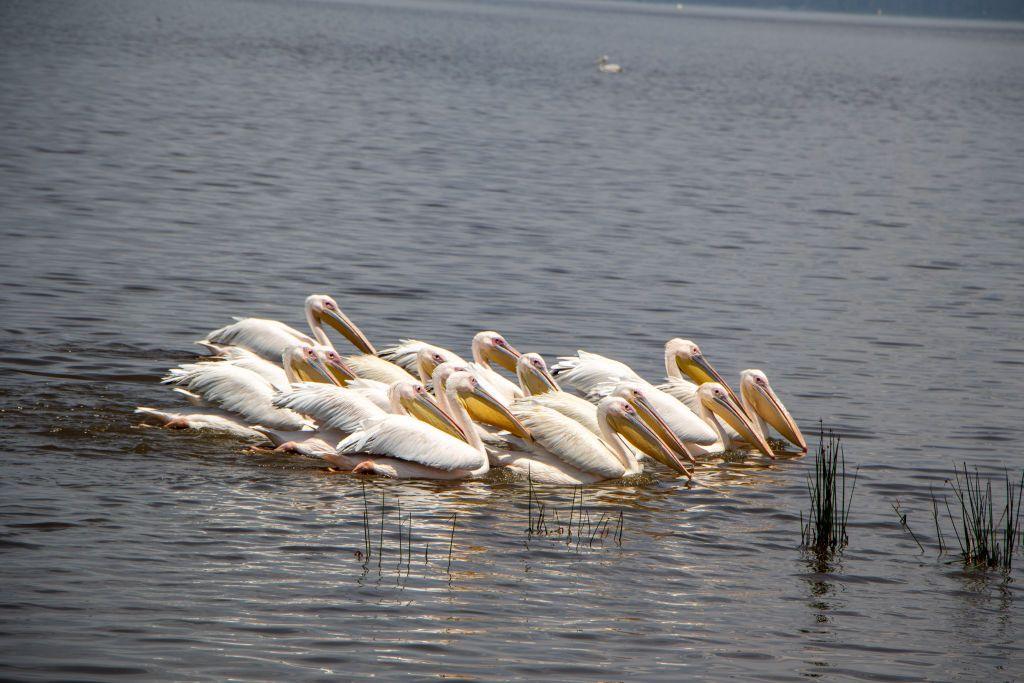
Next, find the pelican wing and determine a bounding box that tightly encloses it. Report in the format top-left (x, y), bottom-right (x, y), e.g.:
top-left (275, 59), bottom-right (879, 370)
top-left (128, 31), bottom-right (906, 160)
top-left (550, 350), bottom-right (642, 401)
top-left (215, 347), bottom-right (289, 391)
top-left (272, 383), bottom-right (385, 433)
top-left (511, 400), bottom-right (624, 479)
top-left (345, 353), bottom-right (418, 384)
top-left (342, 378), bottom-right (393, 411)
top-left (162, 363), bottom-right (309, 430)
top-left (656, 376), bottom-right (699, 409)
top-left (337, 415), bottom-right (481, 471)
top-left (378, 339), bottom-right (468, 375)
top-left (518, 392), bottom-right (600, 436)
top-left (200, 317), bottom-right (314, 361)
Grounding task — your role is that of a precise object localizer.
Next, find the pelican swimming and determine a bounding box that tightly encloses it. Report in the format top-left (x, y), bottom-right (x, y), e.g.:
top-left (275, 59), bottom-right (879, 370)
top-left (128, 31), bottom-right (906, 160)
top-left (497, 396), bottom-right (693, 485)
top-left (340, 372), bottom-right (524, 479)
top-left (676, 382), bottom-right (777, 458)
top-left (515, 352), bottom-right (603, 436)
top-left (660, 369), bottom-right (805, 453)
top-left (597, 55), bottom-right (623, 74)
top-left (550, 350), bottom-right (719, 447)
top-left (260, 380), bottom-right (464, 463)
top-left (380, 330), bottom-right (522, 401)
top-left (200, 295), bottom-right (374, 360)
top-left (739, 369), bottom-right (806, 451)
top-left (136, 345), bottom-right (345, 437)
top-left (201, 294), bottom-right (416, 385)
top-left (430, 358), bottom-right (532, 445)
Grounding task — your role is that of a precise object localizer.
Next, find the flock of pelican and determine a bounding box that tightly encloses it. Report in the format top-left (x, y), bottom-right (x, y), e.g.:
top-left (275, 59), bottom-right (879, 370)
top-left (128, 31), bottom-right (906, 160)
top-left (137, 294), bottom-right (807, 485)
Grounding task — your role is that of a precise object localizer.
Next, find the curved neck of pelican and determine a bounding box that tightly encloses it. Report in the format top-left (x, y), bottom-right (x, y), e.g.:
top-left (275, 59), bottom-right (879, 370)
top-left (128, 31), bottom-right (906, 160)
top-left (471, 337), bottom-right (489, 369)
top-left (418, 358), bottom-right (431, 387)
top-left (665, 349), bottom-right (682, 380)
top-left (596, 412), bottom-right (641, 476)
top-left (444, 387), bottom-right (489, 476)
top-left (283, 353), bottom-right (300, 384)
top-left (305, 304), bottom-right (333, 348)
top-left (695, 400), bottom-right (727, 450)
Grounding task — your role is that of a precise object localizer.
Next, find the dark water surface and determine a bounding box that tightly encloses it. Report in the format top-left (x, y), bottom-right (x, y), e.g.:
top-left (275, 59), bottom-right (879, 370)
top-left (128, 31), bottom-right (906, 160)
top-left (2, 0), bottom-right (1023, 679)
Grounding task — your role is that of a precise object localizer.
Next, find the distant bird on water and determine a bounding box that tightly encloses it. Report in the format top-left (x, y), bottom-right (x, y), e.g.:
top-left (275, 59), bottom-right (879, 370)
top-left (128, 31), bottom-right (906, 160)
top-left (597, 55), bottom-right (623, 74)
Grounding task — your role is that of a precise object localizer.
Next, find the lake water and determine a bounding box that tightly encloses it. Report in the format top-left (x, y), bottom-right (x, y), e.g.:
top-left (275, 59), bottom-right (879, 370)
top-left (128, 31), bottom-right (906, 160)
top-left (2, 0), bottom-right (1023, 679)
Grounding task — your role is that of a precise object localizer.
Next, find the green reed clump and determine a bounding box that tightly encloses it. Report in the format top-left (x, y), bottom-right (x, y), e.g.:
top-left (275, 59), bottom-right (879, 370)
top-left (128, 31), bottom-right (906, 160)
top-left (801, 424), bottom-right (857, 555)
top-left (945, 464), bottom-right (1023, 571)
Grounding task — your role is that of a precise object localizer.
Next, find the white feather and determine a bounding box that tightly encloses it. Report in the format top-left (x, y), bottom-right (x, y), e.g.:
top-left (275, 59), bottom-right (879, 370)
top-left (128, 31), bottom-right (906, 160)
top-left (551, 350), bottom-right (642, 401)
top-left (510, 400), bottom-right (624, 479)
top-left (134, 406), bottom-right (263, 439)
top-left (518, 392), bottom-right (600, 435)
top-left (200, 317), bottom-right (313, 361)
top-left (272, 383), bottom-right (385, 434)
top-left (337, 415), bottom-right (482, 471)
top-left (342, 378), bottom-right (394, 411)
top-left (162, 363), bottom-right (310, 430)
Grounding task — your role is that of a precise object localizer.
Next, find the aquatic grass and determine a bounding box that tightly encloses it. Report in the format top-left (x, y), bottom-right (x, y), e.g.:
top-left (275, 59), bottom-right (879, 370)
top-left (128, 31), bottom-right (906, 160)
top-left (800, 424), bottom-right (858, 556)
top-left (525, 477), bottom-right (624, 549)
top-left (352, 487), bottom-right (459, 580)
top-left (944, 464), bottom-right (1023, 571)
top-left (929, 485), bottom-right (945, 554)
top-left (890, 498), bottom-right (924, 553)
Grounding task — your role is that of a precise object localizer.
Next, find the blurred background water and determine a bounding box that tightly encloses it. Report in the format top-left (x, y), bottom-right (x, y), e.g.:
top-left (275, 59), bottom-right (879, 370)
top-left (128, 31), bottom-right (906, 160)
top-left (1, 0), bottom-right (1023, 679)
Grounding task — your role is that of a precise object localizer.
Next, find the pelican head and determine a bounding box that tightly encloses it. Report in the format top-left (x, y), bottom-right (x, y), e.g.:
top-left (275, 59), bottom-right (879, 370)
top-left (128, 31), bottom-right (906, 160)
top-left (609, 381), bottom-right (697, 464)
top-left (416, 345), bottom-right (459, 380)
top-left (516, 353), bottom-right (560, 396)
top-left (389, 381), bottom-right (466, 441)
top-left (597, 397), bottom-right (692, 478)
top-left (472, 331), bottom-right (521, 371)
top-left (305, 294), bottom-right (376, 355)
top-left (431, 361), bottom-right (472, 399)
top-left (447, 370), bottom-right (531, 440)
top-left (698, 382), bottom-right (775, 459)
top-left (312, 345), bottom-right (357, 385)
top-left (597, 55), bottom-right (609, 64)
top-left (667, 338), bottom-right (743, 409)
top-left (740, 370), bottom-right (806, 452)
top-left (283, 344), bottom-right (340, 385)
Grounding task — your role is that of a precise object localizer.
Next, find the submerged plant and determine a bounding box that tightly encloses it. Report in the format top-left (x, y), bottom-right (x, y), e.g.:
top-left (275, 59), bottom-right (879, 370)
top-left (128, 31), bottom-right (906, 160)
top-left (800, 424), bottom-right (857, 556)
top-left (944, 464), bottom-right (1023, 571)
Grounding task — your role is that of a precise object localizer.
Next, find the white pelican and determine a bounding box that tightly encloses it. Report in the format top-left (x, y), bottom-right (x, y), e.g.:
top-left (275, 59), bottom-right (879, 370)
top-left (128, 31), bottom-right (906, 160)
top-left (549, 350), bottom-right (718, 446)
top-left (430, 358), bottom-right (532, 444)
top-left (201, 294), bottom-right (415, 385)
top-left (681, 383), bottom-right (776, 459)
top-left (210, 344), bottom-right (354, 392)
top-left (661, 338), bottom-right (743, 412)
top-left (136, 345), bottom-right (341, 436)
top-left (597, 55), bottom-right (623, 74)
top-left (340, 372), bottom-right (524, 479)
top-left (260, 381), bottom-right (464, 463)
top-left (658, 368), bottom-right (806, 454)
top-left (468, 331), bottom-right (523, 403)
top-left (498, 396), bottom-right (692, 485)
top-left (379, 330), bottom-right (522, 401)
top-left (740, 370), bottom-right (806, 452)
top-left (515, 352), bottom-right (602, 436)
top-left (200, 294), bottom-right (375, 361)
